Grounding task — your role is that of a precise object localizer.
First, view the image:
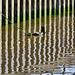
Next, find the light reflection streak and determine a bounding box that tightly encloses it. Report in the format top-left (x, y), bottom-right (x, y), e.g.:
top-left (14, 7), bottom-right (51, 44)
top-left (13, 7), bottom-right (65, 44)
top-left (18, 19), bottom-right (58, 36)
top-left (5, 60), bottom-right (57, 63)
top-left (57, 0), bottom-right (61, 58)
top-left (5, 32), bottom-right (8, 74)
top-left (38, 4), bottom-right (42, 64)
top-left (43, 0), bottom-right (47, 64)
top-left (66, 4), bottom-right (70, 53)
top-left (28, 39), bottom-right (31, 70)
top-left (17, 0), bottom-right (20, 72)
top-left (38, 0), bottom-right (42, 72)
top-left (53, 17), bottom-right (56, 61)
top-left (47, 0), bottom-right (52, 62)
top-left (62, 6), bottom-right (66, 57)
top-left (38, 37), bottom-right (42, 64)
top-left (47, 15), bottom-right (51, 62)
top-left (52, 0), bottom-right (57, 61)
top-left (11, 0), bottom-right (14, 72)
top-left (62, 18), bottom-right (65, 57)
top-left (33, 37), bottom-right (37, 65)
top-left (22, 0), bottom-right (26, 72)
top-left (27, 0), bottom-right (32, 72)
top-left (53, 0), bottom-right (56, 60)
top-left (33, 0), bottom-right (37, 66)
top-left (71, 0), bottom-right (74, 49)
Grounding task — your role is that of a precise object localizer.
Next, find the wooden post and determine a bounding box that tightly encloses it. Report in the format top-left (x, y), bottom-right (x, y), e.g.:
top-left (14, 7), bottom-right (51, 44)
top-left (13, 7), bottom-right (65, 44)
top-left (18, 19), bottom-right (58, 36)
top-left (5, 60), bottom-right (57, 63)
top-left (5, 0), bottom-right (8, 73)
top-left (54, 0), bottom-right (56, 15)
top-left (29, 0), bottom-right (31, 32)
top-left (49, 0), bottom-right (52, 17)
top-left (34, 0), bottom-right (36, 32)
top-left (63, 0), bottom-right (65, 16)
top-left (59, 0), bottom-right (61, 16)
top-left (68, 0), bottom-right (70, 15)
top-left (0, 0), bottom-right (2, 73)
top-left (39, 0), bottom-right (41, 32)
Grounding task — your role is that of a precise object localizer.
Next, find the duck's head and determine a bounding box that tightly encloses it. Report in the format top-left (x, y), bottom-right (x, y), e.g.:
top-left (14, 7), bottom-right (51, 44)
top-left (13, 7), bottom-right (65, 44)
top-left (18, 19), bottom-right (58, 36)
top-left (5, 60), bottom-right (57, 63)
top-left (39, 32), bottom-right (44, 36)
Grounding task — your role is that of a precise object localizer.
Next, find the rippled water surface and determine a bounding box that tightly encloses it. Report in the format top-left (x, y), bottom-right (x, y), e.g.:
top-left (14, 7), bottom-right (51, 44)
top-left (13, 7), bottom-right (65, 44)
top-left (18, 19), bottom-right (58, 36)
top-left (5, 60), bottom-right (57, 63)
top-left (0, 15), bottom-right (75, 75)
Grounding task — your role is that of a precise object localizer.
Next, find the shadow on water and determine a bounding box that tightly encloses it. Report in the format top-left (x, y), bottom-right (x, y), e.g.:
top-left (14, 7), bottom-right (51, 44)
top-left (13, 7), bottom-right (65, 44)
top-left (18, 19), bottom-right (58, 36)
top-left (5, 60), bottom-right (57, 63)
top-left (0, 15), bottom-right (75, 75)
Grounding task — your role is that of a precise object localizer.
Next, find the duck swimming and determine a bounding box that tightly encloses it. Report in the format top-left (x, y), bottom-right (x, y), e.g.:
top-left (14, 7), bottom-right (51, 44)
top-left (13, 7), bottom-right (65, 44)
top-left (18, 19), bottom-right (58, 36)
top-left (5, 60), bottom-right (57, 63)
top-left (25, 26), bottom-right (45, 36)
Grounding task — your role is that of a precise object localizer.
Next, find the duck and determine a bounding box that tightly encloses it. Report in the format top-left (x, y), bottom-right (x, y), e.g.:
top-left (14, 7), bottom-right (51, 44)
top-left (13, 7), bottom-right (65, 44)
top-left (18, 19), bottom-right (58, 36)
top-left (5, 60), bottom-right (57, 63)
top-left (25, 26), bottom-right (45, 36)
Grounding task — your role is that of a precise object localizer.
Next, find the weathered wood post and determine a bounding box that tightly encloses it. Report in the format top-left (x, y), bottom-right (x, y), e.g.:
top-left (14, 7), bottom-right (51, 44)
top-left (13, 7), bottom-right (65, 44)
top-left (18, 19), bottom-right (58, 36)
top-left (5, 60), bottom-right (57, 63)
top-left (49, 0), bottom-right (52, 17)
top-left (29, 0), bottom-right (31, 32)
top-left (0, 0), bottom-right (2, 73)
top-left (34, 0), bottom-right (36, 32)
top-left (39, 0), bottom-right (42, 32)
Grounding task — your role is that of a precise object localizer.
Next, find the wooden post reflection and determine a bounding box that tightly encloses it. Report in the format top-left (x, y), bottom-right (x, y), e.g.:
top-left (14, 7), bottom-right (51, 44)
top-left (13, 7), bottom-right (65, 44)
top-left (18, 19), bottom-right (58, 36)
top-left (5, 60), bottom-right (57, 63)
top-left (17, 0), bottom-right (20, 72)
top-left (22, 0), bottom-right (26, 72)
top-left (71, 0), bottom-right (74, 49)
top-left (62, 11), bottom-right (65, 57)
top-left (57, 0), bottom-right (61, 58)
top-left (66, 1), bottom-right (70, 53)
top-left (43, 0), bottom-right (47, 64)
top-left (48, 2), bottom-right (52, 61)
top-left (11, 0), bottom-right (14, 72)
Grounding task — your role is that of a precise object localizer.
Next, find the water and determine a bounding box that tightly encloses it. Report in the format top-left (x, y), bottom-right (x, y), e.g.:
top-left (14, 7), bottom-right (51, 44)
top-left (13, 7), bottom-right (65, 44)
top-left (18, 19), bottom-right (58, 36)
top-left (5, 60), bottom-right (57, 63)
top-left (0, 15), bottom-right (75, 75)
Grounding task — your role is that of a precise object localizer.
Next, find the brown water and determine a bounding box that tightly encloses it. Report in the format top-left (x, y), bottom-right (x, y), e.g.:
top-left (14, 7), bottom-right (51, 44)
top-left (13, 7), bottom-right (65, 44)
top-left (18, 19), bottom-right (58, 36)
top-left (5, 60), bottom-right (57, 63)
top-left (0, 15), bottom-right (75, 75)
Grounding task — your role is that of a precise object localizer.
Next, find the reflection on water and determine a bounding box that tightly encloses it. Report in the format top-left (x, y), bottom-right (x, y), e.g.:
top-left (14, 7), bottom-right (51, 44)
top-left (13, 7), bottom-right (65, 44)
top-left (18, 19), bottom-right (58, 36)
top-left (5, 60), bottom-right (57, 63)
top-left (0, 15), bottom-right (75, 75)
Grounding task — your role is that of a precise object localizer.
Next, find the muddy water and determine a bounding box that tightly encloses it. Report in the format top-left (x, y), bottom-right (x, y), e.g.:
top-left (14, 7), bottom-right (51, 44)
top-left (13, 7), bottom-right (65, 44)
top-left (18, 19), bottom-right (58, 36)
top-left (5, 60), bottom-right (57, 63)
top-left (0, 15), bottom-right (75, 75)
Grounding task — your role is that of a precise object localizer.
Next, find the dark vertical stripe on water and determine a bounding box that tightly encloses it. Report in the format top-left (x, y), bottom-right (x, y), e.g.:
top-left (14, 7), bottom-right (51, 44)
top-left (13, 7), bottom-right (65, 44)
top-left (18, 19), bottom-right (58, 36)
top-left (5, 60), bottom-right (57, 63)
top-left (2, 0), bottom-right (6, 25)
top-left (14, 23), bottom-right (17, 71)
top-left (2, 27), bottom-right (6, 74)
top-left (19, 23), bottom-right (23, 72)
top-left (8, 25), bottom-right (12, 73)
top-left (14, 0), bottom-right (17, 23)
top-left (20, 0), bottom-right (23, 21)
top-left (2, 0), bottom-right (6, 73)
